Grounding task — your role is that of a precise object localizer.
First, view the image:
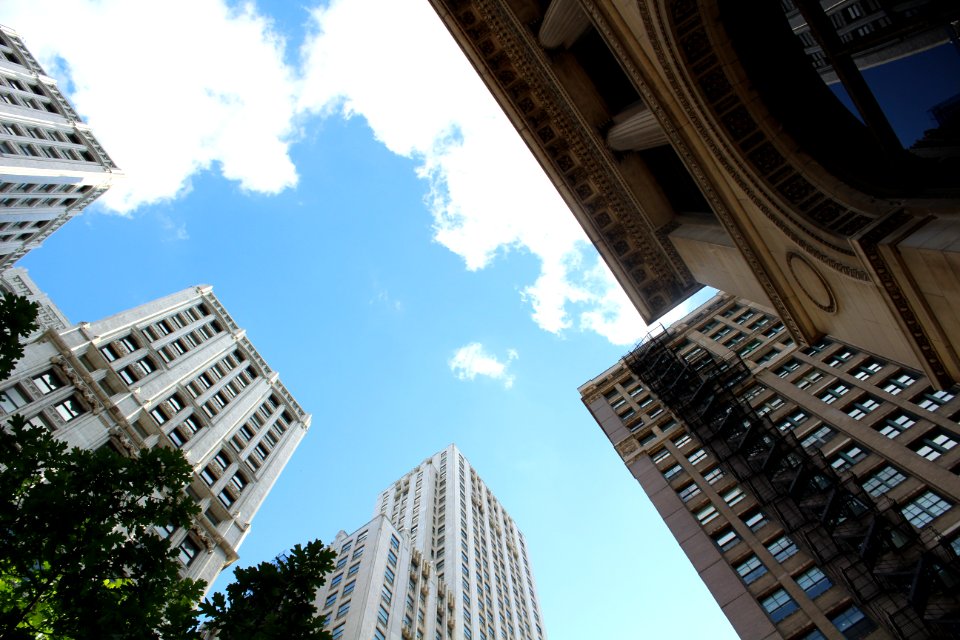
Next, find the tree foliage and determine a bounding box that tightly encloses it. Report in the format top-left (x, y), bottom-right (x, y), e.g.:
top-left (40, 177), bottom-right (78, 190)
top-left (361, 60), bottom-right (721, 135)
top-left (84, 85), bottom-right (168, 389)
top-left (0, 415), bottom-right (205, 639)
top-left (199, 539), bottom-right (335, 640)
top-left (0, 292), bottom-right (39, 381)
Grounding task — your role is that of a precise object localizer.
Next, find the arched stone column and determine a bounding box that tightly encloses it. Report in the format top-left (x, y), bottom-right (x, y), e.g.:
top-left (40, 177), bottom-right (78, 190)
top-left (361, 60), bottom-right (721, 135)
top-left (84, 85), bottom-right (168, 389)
top-left (607, 104), bottom-right (668, 151)
top-left (539, 0), bottom-right (590, 49)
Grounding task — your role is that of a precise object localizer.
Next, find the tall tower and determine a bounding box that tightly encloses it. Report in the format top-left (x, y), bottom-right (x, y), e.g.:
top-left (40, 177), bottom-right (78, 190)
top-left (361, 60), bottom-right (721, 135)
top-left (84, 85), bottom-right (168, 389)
top-left (0, 273), bottom-right (310, 589)
top-left (580, 292), bottom-right (960, 639)
top-left (316, 445), bottom-right (547, 640)
top-left (0, 24), bottom-right (119, 270)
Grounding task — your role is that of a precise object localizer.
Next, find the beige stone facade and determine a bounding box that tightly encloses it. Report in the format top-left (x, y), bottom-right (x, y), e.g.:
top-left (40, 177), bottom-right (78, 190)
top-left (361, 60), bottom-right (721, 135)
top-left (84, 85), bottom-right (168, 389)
top-left (580, 292), bottom-right (960, 639)
top-left (0, 275), bottom-right (309, 590)
top-left (426, 0), bottom-right (960, 386)
top-left (315, 445), bottom-right (547, 640)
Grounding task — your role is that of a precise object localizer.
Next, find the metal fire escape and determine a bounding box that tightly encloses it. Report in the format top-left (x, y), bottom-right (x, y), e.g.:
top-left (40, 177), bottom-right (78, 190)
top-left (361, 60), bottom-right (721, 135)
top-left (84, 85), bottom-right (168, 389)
top-left (624, 332), bottom-right (960, 639)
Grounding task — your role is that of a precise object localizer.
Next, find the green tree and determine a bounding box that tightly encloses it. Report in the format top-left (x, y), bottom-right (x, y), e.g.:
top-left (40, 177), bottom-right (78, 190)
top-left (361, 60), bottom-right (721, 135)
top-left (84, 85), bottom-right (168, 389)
top-left (0, 292), bottom-right (39, 380)
top-left (199, 539), bottom-right (335, 640)
top-left (0, 415), bottom-right (205, 639)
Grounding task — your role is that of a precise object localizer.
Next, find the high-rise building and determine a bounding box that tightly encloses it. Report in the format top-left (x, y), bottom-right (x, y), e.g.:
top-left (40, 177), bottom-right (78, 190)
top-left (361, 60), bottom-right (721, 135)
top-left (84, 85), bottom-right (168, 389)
top-left (0, 25), bottom-right (119, 270)
top-left (426, 0), bottom-right (960, 386)
top-left (316, 445), bottom-right (547, 640)
top-left (580, 292), bottom-right (960, 639)
top-left (0, 273), bottom-right (309, 589)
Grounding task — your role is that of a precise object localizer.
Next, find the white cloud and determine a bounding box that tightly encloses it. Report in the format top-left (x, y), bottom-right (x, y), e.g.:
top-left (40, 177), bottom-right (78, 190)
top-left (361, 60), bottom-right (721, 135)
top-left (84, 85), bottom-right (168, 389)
top-left (449, 343), bottom-right (518, 389)
top-left (299, 0), bottom-right (649, 345)
top-left (0, 0), bottom-right (301, 213)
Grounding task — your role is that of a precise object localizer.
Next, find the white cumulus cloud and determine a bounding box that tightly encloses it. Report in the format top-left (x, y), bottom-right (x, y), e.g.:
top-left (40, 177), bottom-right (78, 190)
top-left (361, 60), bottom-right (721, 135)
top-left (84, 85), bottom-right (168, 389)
top-left (0, 0), bottom-right (301, 213)
top-left (299, 0), bottom-right (650, 345)
top-left (449, 343), bottom-right (518, 389)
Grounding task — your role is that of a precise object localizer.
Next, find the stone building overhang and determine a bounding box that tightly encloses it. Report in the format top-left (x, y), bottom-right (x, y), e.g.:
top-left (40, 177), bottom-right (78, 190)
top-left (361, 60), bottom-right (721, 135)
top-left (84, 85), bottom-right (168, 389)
top-left (430, 0), bottom-right (702, 323)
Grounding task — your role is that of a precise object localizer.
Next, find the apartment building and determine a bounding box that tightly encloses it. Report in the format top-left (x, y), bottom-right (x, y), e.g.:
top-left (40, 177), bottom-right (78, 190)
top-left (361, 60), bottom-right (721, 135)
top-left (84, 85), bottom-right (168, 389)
top-left (316, 445), bottom-right (547, 640)
top-left (0, 25), bottom-right (118, 270)
top-left (0, 275), bottom-right (309, 588)
top-left (580, 293), bottom-right (960, 639)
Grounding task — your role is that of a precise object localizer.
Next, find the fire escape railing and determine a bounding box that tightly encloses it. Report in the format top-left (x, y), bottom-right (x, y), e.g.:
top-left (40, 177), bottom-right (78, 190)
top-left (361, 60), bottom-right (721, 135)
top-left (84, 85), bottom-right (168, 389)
top-left (624, 333), bottom-right (960, 639)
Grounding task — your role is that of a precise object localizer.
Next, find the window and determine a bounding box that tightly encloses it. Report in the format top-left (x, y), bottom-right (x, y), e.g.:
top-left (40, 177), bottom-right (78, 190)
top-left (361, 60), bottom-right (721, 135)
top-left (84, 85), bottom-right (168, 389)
top-left (830, 605), bottom-right (876, 639)
top-left (877, 412), bottom-right (916, 439)
top-left (743, 508), bottom-right (768, 532)
top-left (761, 588), bottom-right (798, 623)
top-left (695, 505), bottom-right (719, 526)
top-left (703, 467), bottom-right (724, 485)
top-left (377, 605), bottom-right (389, 626)
top-left (687, 449), bottom-right (708, 466)
top-left (819, 383), bottom-right (849, 404)
top-left (330, 573), bottom-right (343, 587)
top-left (324, 593), bottom-right (337, 608)
top-left (387, 549), bottom-right (398, 566)
top-left (54, 396), bottom-right (85, 422)
top-left (343, 581), bottom-right (355, 595)
top-left (825, 348), bottom-right (857, 367)
top-left (803, 339), bottom-right (832, 355)
top-left (901, 491), bottom-right (952, 528)
top-left (777, 410), bottom-right (809, 432)
top-left (712, 528), bottom-right (740, 552)
top-left (846, 396), bottom-right (880, 421)
top-left (861, 465), bottom-right (907, 497)
top-left (0, 385), bottom-right (29, 413)
top-left (178, 537), bottom-right (200, 566)
top-left (766, 535), bottom-right (798, 562)
top-left (735, 555), bottom-right (767, 584)
top-left (800, 426), bottom-right (835, 450)
top-left (677, 482), bottom-right (701, 502)
top-left (830, 444), bottom-right (868, 472)
top-left (722, 487), bottom-right (746, 507)
top-left (854, 360), bottom-right (884, 380)
top-left (911, 429), bottom-right (958, 461)
top-left (652, 449), bottom-right (671, 464)
top-left (32, 370), bottom-right (63, 394)
top-left (795, 370), bottom-right (824, 390)
top-left (348, 563), bottom-right (360, 577)
top-left (663, 464), bottom-right (683, 480)
top-left (795, 566), bottom-right (831, 598)
top-left (882, 372), bottom-right (917, 395)
top-left (673, 433), bottom-right (692, 448)
top-left (331, 624), bottom-right (345, 640)
top-left (336, 601), bottom-right (350, 619)
top-left (915, 389), bottom-right (955, 412)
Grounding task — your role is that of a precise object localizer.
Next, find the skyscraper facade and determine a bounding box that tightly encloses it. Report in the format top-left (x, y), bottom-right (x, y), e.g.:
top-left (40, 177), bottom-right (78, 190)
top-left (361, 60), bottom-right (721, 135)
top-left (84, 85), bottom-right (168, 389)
top-left (316, 445), bottom-right (547, 640)
top-left (580, 293), bottom-right (960, 639)
top-left (0, 274), bottom-right (309, 589)
top-left (426, 0), bottom-right (960, 386)
top-left (0, 24), bottom-right (118, 270)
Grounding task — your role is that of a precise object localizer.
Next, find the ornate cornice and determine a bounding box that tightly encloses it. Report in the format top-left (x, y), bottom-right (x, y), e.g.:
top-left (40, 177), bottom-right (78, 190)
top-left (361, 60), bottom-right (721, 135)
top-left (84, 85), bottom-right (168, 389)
top-left (580, 0), bottom-right (810, 341)
top-left (433, 0), bottom-right (698, 318)
top-left (642, 0), bottom-right (874, 280)
top-left (854, 212), bottom-right (952, 387)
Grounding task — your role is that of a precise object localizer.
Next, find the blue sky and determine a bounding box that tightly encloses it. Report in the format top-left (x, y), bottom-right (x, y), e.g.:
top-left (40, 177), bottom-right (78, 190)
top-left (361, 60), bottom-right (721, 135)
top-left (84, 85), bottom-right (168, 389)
top-left (2, 1), bottom-right (729, 637)
top-left (8, 1), bottom-right (957, 638)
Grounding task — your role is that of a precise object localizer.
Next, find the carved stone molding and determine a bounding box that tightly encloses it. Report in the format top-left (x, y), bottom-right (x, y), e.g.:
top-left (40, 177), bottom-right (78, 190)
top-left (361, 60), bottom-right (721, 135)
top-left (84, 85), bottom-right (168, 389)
top-left (855, 212), bottom-right (951, 386)
top-left (786, 252), bottom-right (836, 314)
top-left (620, 0), bottom-right (870, 282)
top-left (579, 0), bottom-right (809, 342)
top-left (433, 0), bottom-right (698, 318)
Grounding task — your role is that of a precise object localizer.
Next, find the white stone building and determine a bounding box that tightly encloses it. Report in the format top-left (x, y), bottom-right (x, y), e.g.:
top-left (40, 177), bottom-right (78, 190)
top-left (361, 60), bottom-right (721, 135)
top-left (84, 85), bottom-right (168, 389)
top-left (0, 25), bottom-right (119, 270)
top-left (317, 445), bottom-right (547, 640)
top-left (0, 275), bottom-right (310, 589)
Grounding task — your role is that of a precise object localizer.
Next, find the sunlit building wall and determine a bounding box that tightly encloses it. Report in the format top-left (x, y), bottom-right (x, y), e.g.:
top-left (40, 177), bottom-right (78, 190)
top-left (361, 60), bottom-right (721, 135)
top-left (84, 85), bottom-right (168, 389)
top-left (580, 292), bottom-right (960, 639)
top-left (0, 275), bottom-right (309, 590)
top-left (316, 445), bottom-right (547, 640)
top-left (0, 24), bottom-right (119, 270)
